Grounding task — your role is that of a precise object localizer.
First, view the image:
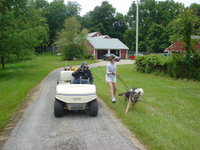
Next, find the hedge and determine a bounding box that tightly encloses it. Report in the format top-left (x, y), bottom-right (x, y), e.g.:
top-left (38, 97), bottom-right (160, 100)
top-left (135, 53), bottom-right (200, 80)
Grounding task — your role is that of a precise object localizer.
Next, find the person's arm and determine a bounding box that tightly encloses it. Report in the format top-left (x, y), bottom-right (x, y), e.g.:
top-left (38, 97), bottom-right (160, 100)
top-left (88, 70), bottom-right (93, 84)
top-left (72, 68), bottom-right (80, 77)
top-left (116, 72), bottom-right (120, 77)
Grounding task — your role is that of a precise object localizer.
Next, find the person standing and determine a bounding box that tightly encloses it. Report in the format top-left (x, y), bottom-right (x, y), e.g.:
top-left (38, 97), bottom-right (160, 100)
top-left (106, 55), bottom-right (120, 103)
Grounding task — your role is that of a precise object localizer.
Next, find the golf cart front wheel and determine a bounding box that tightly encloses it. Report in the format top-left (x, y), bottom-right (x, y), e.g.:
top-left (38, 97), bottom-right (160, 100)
top-left (54, 99), bottom-right (64, 117)
top-left (88, 99), bottom-right (98, 117)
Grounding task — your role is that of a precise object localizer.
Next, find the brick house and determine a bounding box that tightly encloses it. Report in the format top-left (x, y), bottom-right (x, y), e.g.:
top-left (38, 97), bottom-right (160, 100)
top-left (86, 32), bottom-right (129, 59)
top-left (164, 35), bottom-right (200, 53)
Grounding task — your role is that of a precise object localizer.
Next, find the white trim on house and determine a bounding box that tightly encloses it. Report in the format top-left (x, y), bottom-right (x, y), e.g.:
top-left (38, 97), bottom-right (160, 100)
top-left (93, 48), bottom-right (95, 58)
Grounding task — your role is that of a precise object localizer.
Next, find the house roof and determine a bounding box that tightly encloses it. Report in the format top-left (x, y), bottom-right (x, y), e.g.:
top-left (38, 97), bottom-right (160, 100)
top-left (165, 35), bottom-right (200, 51)
top-left (164, 41), bottom-right (185, 51)
top-left (191, 35), bottom-right (200, 39)
top-left (88, 32), bottom-right (102, 37)
top-left (89, 35), bottom-right (111, 39)
top-left (87, 38), bottom-right (129, 50)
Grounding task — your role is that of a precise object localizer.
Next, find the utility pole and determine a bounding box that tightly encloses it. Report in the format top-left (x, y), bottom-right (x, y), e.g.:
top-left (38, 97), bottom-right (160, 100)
top-left (135, 0), bottom-right (139, 56)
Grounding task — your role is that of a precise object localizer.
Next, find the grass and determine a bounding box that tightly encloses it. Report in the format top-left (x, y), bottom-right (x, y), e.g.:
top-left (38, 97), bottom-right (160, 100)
top-left (91, 64), bottom-right (200, 150)
top-left (0, 53), bottom-right (96, 131)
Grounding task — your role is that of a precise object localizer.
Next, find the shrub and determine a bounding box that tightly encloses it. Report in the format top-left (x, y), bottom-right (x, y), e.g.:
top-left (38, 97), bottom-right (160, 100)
top-left (135, 55), bottom-right (168, 74)
top-left (168, 53), bottom-right (200, 80)
top-left (135, 53), bottom-right (200, 80)
top-left (84, 54), bottom-right (94, 60)
top-left (61, 43), bottom-right (85, 60)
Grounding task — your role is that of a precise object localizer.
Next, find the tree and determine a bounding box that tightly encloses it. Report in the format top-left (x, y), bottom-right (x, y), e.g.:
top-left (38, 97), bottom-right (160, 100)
top-left (113, 13), bottom-right (128, 41)
top-left (123, 28), bottom-right (146, 52)
top-left (44, 0), bottom-right (67, 43)
top-left (66, 1), bottom-right (81, 17)
top-left (167, 8), bottom-right (200, 53)
top-left (80, 1), bottom-right (128, 41)
top-left (146, 23), bottom-right (168, 53)
top-left (0, 0), bottom-right (49, 69)
top-left (190, 3), bottom-right (200, 34)
top-left (55, 17), bottom-right (88, 60)
top-left (156, 0), bottom-right (184, 26)
top-left (87, 1), bottom-right (116, 37)
top-left (35, 0), bottom-right (49, 9)
top-left (126, 0), bottom-right (184, 52)
top-left (123, 28), bottom-right (136, 52)
top-left (44, 0), bottom-right (81, 43)
top-left (190, 3), bottom-right (200, 17)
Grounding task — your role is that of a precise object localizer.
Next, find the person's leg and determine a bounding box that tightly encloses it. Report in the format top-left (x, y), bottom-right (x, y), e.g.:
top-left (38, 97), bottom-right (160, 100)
top-left (81, 79), bottom-right (88, 84)
top-left (112, 82), bottom-right (117, 97)
top-left (72, 78), bottom-right (80, 84)
top-left (107, 82), bottom-right (114, 99)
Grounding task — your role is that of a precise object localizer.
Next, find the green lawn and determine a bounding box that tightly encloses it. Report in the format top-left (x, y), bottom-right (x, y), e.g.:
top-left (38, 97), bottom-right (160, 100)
top-left (0, 54), bottom-right (96, 131)
top-left (91, 64), bottom-right (200, 150)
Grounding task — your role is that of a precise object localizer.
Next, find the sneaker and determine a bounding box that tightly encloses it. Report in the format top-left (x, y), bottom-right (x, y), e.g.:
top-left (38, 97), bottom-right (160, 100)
top-left (112, 98), bottom-right (116, 103)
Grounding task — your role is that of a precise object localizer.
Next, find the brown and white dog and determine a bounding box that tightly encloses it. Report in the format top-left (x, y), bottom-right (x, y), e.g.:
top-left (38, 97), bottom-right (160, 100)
top-left (119, 88), bottom-right (144, 113)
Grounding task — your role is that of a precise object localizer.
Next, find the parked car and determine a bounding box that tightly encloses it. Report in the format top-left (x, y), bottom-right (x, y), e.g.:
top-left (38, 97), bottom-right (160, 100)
top-left (103, 54), bottom-right (120, 61)
top-left (129, 55), bottom-right (136, 60)
top-left (129, 54), bottom-right (143, 60)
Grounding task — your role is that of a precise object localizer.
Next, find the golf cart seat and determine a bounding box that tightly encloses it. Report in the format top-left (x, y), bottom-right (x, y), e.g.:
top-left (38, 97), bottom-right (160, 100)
top-left (58, 71), bottom-right (74, 84)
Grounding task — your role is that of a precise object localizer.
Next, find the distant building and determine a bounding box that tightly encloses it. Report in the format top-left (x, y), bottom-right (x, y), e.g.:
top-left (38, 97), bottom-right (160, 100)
top-left (164, 35), bottom-right (200, 53)
top-left (86, 32), bottom-right (129, 59)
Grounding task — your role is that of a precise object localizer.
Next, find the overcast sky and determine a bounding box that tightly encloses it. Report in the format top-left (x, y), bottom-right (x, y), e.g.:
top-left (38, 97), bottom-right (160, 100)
top-left (47, 0), bottom-right (200, 16)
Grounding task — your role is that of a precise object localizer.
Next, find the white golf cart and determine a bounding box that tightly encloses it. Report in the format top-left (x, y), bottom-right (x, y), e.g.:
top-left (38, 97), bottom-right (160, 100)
top-left (54, 69), bottom-right (98, 117)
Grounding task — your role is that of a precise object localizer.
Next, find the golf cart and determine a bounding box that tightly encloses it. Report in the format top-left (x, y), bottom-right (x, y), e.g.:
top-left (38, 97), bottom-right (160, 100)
top-left (54, 68), bottom-right (98, 117)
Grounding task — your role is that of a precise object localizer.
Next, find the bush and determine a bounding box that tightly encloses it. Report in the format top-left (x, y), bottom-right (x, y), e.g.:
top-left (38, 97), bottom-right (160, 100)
top-left (84, 54), bottom-right (94, 60)
top-left (62, 43), bottom-right (85, 60)
top-left (168, 53), bottom-right (200, 80)
top-left (135, 55), bottom-right (168, 73)
top-left (135, 53), bottom-right (200, 80)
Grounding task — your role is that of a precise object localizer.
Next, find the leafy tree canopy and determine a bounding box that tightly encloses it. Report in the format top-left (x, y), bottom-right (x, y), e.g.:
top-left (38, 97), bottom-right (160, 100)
top-left (0, 0), bottom-right (49, 69)
top-left (44, 0), bottom-right (81, 43)
top-left (55, 17), bottom-right (88, 60)
top-left (125, 0), bottom-right (184, 52)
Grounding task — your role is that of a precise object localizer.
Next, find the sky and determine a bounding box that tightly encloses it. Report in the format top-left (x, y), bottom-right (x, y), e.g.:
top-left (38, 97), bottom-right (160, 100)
top-left (48, 0), bottom-right (200, 16)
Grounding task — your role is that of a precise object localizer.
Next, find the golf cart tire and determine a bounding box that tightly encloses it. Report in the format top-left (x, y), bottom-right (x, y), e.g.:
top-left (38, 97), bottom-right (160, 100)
top-left (54, 99), bottom-right (64, 117)
top-left (88, 99), bottom-right (98, 117)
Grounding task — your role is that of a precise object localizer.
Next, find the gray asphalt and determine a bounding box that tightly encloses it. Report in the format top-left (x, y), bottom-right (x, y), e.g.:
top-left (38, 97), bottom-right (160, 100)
top-left (2, 60), bottom-right (144, 150)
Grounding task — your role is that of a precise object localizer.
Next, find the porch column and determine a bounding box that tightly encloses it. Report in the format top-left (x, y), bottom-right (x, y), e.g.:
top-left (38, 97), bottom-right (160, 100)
top-left (93, 48), bottom-right (95, 58)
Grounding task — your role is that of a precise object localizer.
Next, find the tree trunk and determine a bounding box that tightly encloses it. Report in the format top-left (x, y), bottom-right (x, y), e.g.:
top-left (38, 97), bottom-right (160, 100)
top-left (1, 57), bottom-right (5, 69)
